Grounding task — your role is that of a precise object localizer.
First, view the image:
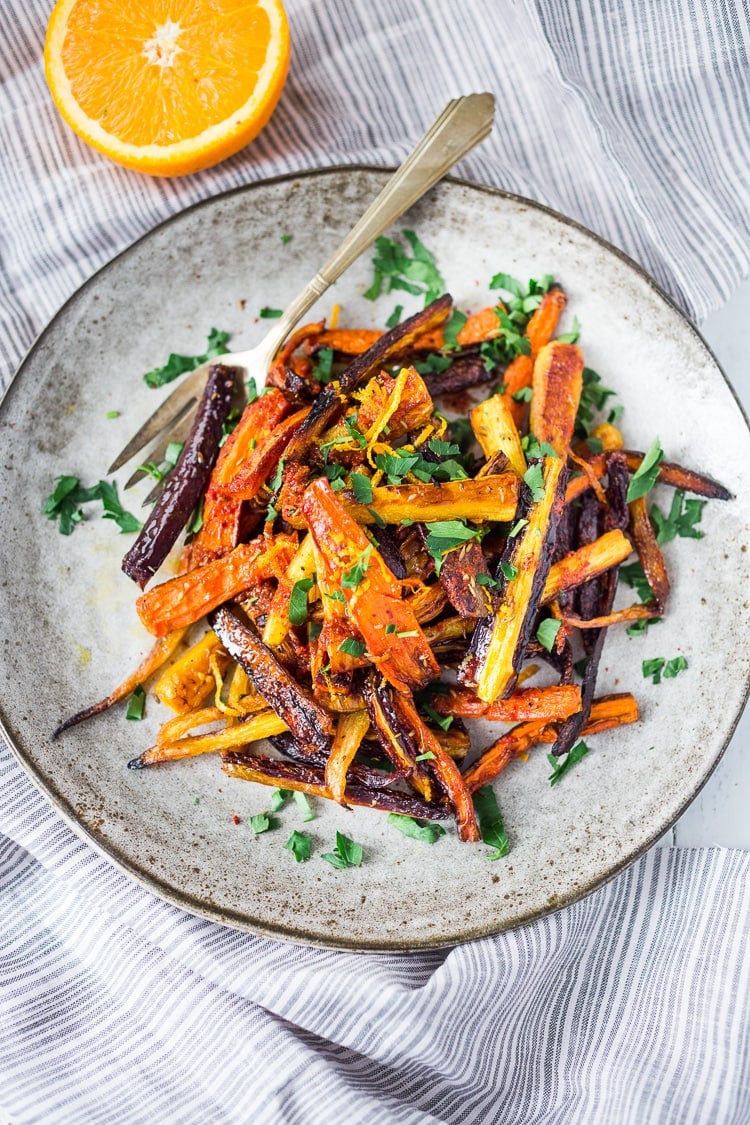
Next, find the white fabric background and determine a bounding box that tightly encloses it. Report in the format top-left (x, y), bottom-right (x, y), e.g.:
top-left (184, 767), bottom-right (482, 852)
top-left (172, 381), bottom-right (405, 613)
top-left (2, 1), bottom-right (750, 1121)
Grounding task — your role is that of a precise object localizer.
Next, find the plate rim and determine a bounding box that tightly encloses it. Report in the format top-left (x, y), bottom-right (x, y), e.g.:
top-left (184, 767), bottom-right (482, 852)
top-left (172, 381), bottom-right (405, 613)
top-left (2, 164), bottom-right (749, 951)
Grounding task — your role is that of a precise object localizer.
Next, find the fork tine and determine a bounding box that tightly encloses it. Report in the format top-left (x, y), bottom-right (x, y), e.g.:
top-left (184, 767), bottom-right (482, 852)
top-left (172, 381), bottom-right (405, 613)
top-left (126, 403), bottom-right (197, 492)
top-left (107, 364), bottom-right (209, 474)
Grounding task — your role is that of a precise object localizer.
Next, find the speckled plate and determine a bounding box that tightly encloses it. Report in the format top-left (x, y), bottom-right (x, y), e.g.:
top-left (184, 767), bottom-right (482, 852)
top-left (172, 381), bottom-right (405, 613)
top-left (1, 168), bottom-right (749, 951)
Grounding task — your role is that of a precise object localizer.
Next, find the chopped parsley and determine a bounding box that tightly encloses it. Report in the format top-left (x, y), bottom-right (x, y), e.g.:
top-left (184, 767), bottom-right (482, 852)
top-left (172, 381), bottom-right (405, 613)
top-left (259, 306), bottom-right (283, 318)
top-left (523, 463), bottom-right (546, 502)
top-left (143, 327), bottom-right (230, 388)
top-left (548, 740), bottom-right (590, 786)
top-left (575, 367), bottom-right (618, 439)
top-left (473, 785), bottom-right (510, 858)
top-left (385, 305), bottom-right (403, 328)
top-left (312, 347), bottom-right (334, 384)
top-left (288, 578), bottom-right (315, 626)
top-left (250, 813), bottom-right (278, 834)
top-left (284, 830), bottom-right (312, 862)
top-left (293, 791), bottom-right (316, 822)
top-left (442, 308), bottom-right (467, 350)
top-left (423, 519), bottom-right (483, 574)
top-left (557, 315), bottom-right (581, 344)
top-left (508, 517), bottom-right (529, 538)
top-left (650, 489), bottom-right (706, 546)
top-left (420, 703), bottom-right (452, 731)
top-left (280, 233), bottom-right (292, 244)
top-left (387, 814), bottom-right (446, 844)
top-left (642, 655), bottom-right (688, 684)
top-left (269, 789), bottom-right (293, 813)
top-left (499, 560), bottom-right (518, 581)
top-left (321, 831), bottom-right (364, 869)
top-left (536, 617), bottom-right (562, 653)
top-left (626, 437), bottom-right (664, 502)
top-left (338, 637), bottom-right (367, 658)
top-left (125, 684), bottom-right (146, 721)
top-left (512, 386), bottom-right (533, 403)
top-left (350, 472), bottom-right (374, 505)
top-left (342, 546), bottom-right (373, 589)
top-left (364, 230), bottom-right (445, 306)
top-left (43, 476), bottom-right (141, 536)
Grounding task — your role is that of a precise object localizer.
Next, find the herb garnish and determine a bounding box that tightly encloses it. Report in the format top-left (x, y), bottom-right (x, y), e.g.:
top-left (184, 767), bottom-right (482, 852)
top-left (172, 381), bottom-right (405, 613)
top-left (522, 463), bottom-right (546, 503)
top-left (642, 656), bottom-right (688, 684)
top-left (270, 789), bottom-right (293, 813)
top-left (338, 637), bottom-right (367, 658)
top-left (288, 578), bottom-right (315, 626)
top-left (143, 327), bottom-right (230, 389)
top-left (259, 306), bottom-right (283, 319)
top-left (574, 367), bottom-right (618, 438)
top-left (43, 476), bottom-right (141, 536)
top-left (387, 814), bottom-right (446, 844)
top-left (650, 489), bottom-right (705, 546)
top-left (423, 519), bottom-right (483, 574)
top-left (548, 740), bottom-right (590, 786)
top-left (626, 437), bottom-right (664, 502)
top-left (364, 230), bottom-right (445, 306)
top-left (293, 791), bottom-right (316, 822)
top-left (350, 472), bottom-right (374, 505)
top-left (536, 617), bottom-right (562, 652)
top-left (284, 830), bottom-right (312, 862)
top-left (321, 831), bottom-right (364, 869)
top-left (125, 684), bottom-right (146, 721)
top-left (250, 813), bottom-right (279, 834)
top-left (312, 347), bottom-right (334, 384)
top-left (472, 786), bottom-right (510, 858)
top-left (342, 546), bottom-right (372, 589)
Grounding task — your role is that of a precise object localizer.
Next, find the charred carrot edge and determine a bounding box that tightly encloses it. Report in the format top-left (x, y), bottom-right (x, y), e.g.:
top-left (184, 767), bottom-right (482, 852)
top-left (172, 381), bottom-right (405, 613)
top-left (210, 604), bottom-right (333, 756)
top-left (629, 494), bottom-right (670, 612)
top-left (390, 691), bottom-right (481, 843)
top-left (129, 709), bottom-right (288, 769)
top-left (561, 604), bottom-right (661, 629)
top-left (325, 711), bottom-right (371, 805)
top-left (567, 450), bottom-right (732, 504)
top-left (222, 753), bottom-right (450, 821)
top-left (463, 692), bottom-right (639, 792)
top-left (136, 535), bottom-right (297, 637)
top-left (530, 342), bottom-right (584, 455)
top-left (221, 407), bottom-right (310, 501)
top-left (542, 529), bottom-right (634, 604)
top-left (431, 684), bottom-right (583, 723)
top-left (438, 538), bottom-right (494, 619)
top-left (53, 627), bottom-right (187, 737)
top-left (362, 675), bottom-right (435, 802)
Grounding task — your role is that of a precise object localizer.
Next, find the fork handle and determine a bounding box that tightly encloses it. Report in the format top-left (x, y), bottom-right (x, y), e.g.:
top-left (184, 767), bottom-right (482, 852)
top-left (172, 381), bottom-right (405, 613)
top-left (259, 92), bottom-right (495, 360)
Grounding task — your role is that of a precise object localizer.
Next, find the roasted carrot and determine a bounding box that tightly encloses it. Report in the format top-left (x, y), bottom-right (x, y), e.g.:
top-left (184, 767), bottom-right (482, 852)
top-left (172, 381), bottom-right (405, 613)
top-left (325, 710), bottom-right (371, 804)
top-left (136, 535), bottom-right (297, 636)
top-left (301, 478), bottom-right (440, 693)
top-left (431, 684), bottom-right (582, 723)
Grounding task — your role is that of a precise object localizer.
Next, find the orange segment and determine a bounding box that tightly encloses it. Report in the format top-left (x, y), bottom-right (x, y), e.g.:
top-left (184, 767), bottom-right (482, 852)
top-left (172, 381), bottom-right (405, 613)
top-left (44, 0), bottom-right (290, 176)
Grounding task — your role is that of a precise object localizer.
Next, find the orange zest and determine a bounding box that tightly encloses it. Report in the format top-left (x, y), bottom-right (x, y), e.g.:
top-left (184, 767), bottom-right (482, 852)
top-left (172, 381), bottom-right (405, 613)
top-left (44, 0), bottom-right (291, 176)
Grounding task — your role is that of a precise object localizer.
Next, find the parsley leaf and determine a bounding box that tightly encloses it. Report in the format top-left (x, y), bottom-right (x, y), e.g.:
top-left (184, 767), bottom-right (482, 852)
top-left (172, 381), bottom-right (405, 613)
top-left (284, 830), bottom-right (312, 862)
top-left (643, 655), bottom-right (688, 684)
top-left (342, 546), bottom-right (372, 589)
top-left (575, 367), bottom-right (618, 438)
top-left (423, 519), bottom-right (482, 574)
top-left (442, 309), bottom-right (467, 350)
top-left (288, 578), bottom-right (315, 626)
top-left (557, 316), bottom-right (581, 344)
top-left (125, 684), bottom-right (146, 721)
top-left (385, 305), bottom-right (403, 329)
top-left (536, 617), bottom-right (562, 653)
top-left (250, 813), bottom-right (279, 834)
top-left (548, 740), bottom-right (590, 786)
top-left (143, 327), bottom-right (230, 388)
top-left (43, 476), bottom-right (141, 536)
top-left (500, 560), bottom-right (518, 581)
top-left (269, 789), bottom-right (293, 813)
top-left (338, 637), bottom-right (366, 658)
top-left (387, 814), bottom-right (446, 844)
top-left (626, 437), bottom-right (664, 502)
top-left (365, 230), bottom-right (445, 306)
top-left (650, 489), bottom-right (706, 546)
top-left (472, 785), bottom-right (510, 858)
top-left (293, 791), bottom-right (316, 822)
top-left (350, 472), bottom-right (374, 505)
top-left (321, 831), bottom-right (364, 869)
top-left (523, 463), bottom-right (546, 502)
top-left (259, 306), bottom-right (283, 318)
top-left (312, 347), bottom-right (334, 384)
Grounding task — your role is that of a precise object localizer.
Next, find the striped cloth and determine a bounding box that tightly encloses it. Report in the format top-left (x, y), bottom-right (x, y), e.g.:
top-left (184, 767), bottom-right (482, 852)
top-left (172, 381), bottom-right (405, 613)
top-left (2, 1), bottom-right (750, 1121)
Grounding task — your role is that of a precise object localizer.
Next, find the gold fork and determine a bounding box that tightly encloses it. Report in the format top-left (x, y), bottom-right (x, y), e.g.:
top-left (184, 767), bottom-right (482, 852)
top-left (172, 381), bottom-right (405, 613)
top-left (109, 92), bottom-right (495, 482)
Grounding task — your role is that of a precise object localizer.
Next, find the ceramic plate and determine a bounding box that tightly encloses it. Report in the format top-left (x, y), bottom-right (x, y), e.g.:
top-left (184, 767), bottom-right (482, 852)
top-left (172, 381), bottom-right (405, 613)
top-left (1, 168), bottom-right (749, 951)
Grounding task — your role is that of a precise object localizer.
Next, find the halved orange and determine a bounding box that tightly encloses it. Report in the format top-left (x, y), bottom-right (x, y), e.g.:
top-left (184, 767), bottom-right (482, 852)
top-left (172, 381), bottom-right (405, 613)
top-left (44, 0), bottom-right (290, 177)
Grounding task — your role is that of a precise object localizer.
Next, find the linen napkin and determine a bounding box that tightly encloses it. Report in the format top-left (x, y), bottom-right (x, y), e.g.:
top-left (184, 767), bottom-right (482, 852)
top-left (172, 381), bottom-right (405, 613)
top-left (2, 1), bottom-right (750, 1121)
